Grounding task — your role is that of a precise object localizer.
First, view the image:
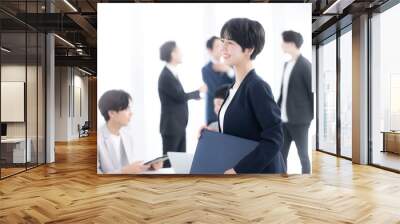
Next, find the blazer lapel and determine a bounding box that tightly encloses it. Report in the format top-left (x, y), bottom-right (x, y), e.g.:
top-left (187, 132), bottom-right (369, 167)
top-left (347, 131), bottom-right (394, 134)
top-left (282, 56), bottom-right (301, 101)
top-left (217, 69), bottom-right (255, 132)
top-left (279, 62), bottom-right (288, 101)
top-left (289, 55), bottom-right (302, 86)
top-left (165, 66), bottom-right (180, 83)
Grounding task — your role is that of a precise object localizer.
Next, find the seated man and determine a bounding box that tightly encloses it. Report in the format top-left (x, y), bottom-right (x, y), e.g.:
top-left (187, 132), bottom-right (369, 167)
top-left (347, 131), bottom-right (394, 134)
top-left (97, 89), bottom-right (162, 174)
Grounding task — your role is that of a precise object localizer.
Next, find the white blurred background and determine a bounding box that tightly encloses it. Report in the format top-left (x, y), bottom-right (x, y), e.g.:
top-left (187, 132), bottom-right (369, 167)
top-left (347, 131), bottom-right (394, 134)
top-left (98, 3), bottom-right (313, 174)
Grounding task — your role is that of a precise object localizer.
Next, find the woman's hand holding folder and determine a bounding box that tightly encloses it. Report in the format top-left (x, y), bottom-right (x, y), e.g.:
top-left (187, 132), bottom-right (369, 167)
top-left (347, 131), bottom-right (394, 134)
top-left (224, 168), bottom-right (237, 174)
top-left (197, 124), bottom-right (218, 139)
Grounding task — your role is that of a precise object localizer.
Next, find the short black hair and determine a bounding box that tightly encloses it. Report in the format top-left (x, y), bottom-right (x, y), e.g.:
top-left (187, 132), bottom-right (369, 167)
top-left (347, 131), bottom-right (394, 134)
top-left (160, 41), bottom-right (176, 63)
top-left (214, 84), bottom-right (230, 100)
top-left (282, 30), bottom-right (303, 48)
top-left (206, 36), bottom-right (219, 50)
top-left (98, 90), bottom-right (131, 122)
top-left (220, 18), bottom-right (265, 60)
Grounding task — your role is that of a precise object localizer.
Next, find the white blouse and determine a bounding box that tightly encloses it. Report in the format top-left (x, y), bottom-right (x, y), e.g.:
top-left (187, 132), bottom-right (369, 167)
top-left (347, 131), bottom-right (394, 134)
top-left (219, 87), bottom-right (237, 133)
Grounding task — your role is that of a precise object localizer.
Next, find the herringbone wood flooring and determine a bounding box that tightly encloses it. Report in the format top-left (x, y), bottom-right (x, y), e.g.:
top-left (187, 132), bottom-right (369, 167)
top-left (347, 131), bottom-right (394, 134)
top-left (1, 134), bottom-right (400, 223)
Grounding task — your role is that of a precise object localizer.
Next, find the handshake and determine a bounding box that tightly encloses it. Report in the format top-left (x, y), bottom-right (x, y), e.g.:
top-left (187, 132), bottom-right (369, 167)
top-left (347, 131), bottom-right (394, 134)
top-left (199, 84), bottom-right (207, 93)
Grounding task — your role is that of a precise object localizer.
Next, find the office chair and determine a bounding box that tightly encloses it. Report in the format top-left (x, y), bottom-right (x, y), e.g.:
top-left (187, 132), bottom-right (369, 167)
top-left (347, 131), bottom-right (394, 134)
top-left (79, 121), bottom-right (90, 138)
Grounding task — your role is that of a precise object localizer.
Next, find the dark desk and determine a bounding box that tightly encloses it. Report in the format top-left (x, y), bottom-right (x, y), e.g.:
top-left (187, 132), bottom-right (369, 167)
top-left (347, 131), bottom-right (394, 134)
top-left (381, 131), bottom-right (400, 154)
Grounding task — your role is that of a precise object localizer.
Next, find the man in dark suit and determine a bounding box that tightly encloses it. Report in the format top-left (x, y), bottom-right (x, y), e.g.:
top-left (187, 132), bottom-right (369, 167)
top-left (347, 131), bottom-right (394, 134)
top-left (158, 41), bottom-right (207, 167)
top-left (202, 36), bottom-right (234, 125)
top-left (277, 31), bottom-right (313, 174)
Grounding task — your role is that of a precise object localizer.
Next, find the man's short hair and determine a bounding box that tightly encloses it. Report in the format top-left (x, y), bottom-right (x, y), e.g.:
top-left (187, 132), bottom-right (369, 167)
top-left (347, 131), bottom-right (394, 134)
top-left (282, 30), bottom-right (303, 48)
top-left (98, 89), bottom-right (131, 122)
top-left (206, 36), bottom-right (219, 50)
top-left (160, 41), bottom-right (177, 63)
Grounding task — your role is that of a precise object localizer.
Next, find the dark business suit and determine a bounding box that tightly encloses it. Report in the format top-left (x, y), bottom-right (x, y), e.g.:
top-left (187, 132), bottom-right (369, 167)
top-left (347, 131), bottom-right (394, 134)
top-left (277, 54), bottom-right (313, 174)
top-left (202, 62), bottom-right (234, 125)
top-left (218, 69), bottom-right (286, 174)
top-left (158, 66), bottom-right (200, 167)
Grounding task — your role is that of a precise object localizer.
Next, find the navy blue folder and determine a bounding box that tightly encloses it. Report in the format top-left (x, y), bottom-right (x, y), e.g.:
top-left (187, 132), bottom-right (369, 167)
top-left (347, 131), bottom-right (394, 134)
top-left (190, 130), bottom-right (258, 174)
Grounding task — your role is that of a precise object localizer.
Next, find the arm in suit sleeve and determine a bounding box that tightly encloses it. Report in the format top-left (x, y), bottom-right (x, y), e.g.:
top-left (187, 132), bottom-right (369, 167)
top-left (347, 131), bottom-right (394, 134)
top-left (277, 62), bottom-right (287, 106)
top-left (234, 82), bottom-right (283, 173)
top-left (202, 66), bottom-right (215, 91)
top-left (160, 74), bottom-right (200, 103)
top-left (201, 66), bottom-right (209, 84)
top-left (303, 60), bottom-right (314, 114)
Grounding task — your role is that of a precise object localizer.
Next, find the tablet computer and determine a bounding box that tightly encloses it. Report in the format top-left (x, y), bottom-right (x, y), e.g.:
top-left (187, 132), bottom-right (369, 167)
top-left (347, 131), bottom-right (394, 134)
top-left (144, 155), bottom-right (169, 165)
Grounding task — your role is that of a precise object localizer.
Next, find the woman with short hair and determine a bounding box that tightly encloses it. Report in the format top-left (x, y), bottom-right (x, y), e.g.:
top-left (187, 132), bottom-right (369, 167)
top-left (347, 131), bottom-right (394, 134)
top-left (217, 18), bottom-right (286, 174)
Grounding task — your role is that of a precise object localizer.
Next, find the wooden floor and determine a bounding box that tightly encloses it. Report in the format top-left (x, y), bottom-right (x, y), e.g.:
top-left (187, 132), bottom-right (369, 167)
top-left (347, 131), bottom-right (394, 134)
top-left (1, 135), bottom-right (400, 223)
top-left (1, 163), bottom-right (44, 178)
top-left (372, 150), bottom-right (400, 171)
top-left (1, 167), bottom-right (26, 177)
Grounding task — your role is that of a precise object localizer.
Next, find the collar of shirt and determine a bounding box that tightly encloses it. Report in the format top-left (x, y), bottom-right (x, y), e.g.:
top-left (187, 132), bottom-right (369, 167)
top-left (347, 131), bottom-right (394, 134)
top-left (287, 57), bottom-right (297, 66)
top-left (283, 58), bottom-right (296, 76)
top-left (166, 63), bottom-right (179, 79)
top-left (288, 54), bottom-right (300, 65)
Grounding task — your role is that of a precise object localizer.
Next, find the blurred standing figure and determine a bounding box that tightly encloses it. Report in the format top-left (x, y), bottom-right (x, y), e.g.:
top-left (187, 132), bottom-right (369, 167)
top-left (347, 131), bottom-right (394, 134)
top-left (202, 36), bottom-right (234, 125)
top-left (158, 41), bottom-right (207, 167)
top-left (278, 30), bottom-right (313, 174)
top-left (207, 84), bottom-right (231, 131)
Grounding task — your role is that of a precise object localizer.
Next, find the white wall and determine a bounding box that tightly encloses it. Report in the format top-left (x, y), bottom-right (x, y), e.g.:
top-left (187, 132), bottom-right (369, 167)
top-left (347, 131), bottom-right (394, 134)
top-left (98, 3), bottom-right (312, 173)
top-left (55, 67), bottom-right (68, 141)
top-left (72, 73), bottom-right (89, 138)
top-left (1, 82), bottom-right (24, 123)
top-left (55, 67), bottom-right (89, 141)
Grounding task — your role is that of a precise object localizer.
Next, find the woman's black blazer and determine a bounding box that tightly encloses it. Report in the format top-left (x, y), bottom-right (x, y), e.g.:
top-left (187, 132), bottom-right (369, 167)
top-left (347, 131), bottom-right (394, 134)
top-left (218, 69), bottom-right (286, 174)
